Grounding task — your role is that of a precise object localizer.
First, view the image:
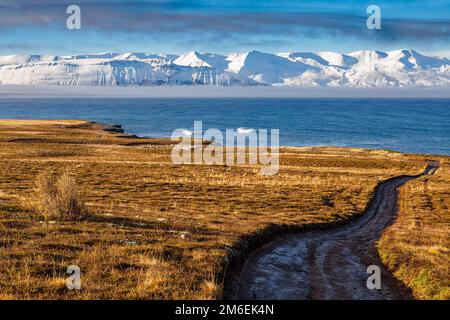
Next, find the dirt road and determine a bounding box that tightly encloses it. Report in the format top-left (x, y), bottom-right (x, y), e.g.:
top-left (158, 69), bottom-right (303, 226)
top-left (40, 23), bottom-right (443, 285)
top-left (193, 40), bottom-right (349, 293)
top-left (231, 162), bottom-right (439, 300)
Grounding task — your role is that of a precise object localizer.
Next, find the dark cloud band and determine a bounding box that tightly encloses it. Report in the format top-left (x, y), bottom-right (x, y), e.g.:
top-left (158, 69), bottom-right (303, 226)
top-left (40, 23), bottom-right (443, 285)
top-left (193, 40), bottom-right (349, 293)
top-left (0, 2), bottom-right (448, 44)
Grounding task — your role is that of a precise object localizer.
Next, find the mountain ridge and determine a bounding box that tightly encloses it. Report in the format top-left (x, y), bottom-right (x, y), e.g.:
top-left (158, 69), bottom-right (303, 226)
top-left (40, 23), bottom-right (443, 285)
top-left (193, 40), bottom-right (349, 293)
top-left (0, 49), bottom-right (448, 87)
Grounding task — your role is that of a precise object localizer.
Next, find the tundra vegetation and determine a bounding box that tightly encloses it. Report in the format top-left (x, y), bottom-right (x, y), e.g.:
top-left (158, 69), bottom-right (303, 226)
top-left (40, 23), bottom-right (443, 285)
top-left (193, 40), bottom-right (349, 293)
top-left (379, 158), bottom-right (450, 299)
top-left (0, 120), bottom-right (447, 299)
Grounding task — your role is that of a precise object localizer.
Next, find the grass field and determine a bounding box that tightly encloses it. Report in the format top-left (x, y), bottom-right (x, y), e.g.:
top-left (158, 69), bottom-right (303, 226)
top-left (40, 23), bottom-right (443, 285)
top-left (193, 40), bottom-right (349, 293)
top-left (379, 158), bottom-right (450, 300)
top-left (0, 119), bottom-right (443, 299)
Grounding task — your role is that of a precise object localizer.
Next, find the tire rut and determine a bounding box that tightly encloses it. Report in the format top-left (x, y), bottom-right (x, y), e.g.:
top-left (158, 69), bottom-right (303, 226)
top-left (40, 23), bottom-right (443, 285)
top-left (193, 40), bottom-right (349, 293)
top-left (230, 161), bottom-right (439, 300)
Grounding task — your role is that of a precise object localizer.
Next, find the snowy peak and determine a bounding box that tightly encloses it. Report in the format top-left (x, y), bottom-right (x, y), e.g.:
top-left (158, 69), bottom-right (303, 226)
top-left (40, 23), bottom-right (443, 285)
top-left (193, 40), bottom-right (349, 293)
top-left (348, 50), bottom-right (388, 63)
top-left (0, 49), bottom-right (448, 87)
top-left (64, 52), bottom-right (120, 60)
top-left (317, 52), bottom-right (358, 67)
top-left (387, 49), bottom-right (449, 69)
top-left (174, 52), bottom-right (210, 68)
top-left (114, 52), bottom-right (177, 61)
top-left (0, 54), bottom-right (59, 66)
top-left (173, 52), bottom-right (230, 72)
top-left (234, 50), bottom-right (313, 84)
top-left (278, 52), bottom-right (330, 67)
top-left (226, 52), bottom-right (249, 74)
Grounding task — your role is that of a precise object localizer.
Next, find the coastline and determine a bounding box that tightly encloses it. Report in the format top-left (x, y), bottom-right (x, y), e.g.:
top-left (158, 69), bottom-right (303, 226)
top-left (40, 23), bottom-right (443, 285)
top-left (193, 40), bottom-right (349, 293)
top-left (105, 120), bottom-right (449, 158)
top-left (2, 118), bottom-right (446, 157)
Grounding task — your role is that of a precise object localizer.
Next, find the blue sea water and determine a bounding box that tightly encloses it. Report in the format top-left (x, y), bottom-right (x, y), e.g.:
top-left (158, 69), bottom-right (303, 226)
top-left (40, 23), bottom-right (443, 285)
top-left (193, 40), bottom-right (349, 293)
top-left (0, 98), bottom-right (448, 155)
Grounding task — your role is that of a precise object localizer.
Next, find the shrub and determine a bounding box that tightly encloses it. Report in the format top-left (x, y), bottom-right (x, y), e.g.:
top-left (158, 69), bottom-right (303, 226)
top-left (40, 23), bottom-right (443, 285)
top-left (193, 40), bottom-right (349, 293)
top-left (33, 170), bottom-right (89, 221)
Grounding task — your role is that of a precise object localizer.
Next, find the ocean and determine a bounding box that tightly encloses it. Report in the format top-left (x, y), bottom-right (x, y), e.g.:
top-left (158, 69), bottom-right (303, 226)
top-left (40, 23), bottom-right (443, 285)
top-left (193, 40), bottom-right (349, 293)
top-left (0, 98), bottom-right (448, 155)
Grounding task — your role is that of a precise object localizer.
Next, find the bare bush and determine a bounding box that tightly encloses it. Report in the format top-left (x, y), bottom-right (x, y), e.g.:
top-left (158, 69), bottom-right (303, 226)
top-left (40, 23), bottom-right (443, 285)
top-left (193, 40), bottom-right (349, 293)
top-left (32, 170), bottom-right (88, 221)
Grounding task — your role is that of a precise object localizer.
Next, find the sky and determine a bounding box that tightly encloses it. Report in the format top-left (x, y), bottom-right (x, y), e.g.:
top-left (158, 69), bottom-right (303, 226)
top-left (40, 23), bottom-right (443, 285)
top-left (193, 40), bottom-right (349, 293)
top-left (0, 0), bottom-right (449, 56)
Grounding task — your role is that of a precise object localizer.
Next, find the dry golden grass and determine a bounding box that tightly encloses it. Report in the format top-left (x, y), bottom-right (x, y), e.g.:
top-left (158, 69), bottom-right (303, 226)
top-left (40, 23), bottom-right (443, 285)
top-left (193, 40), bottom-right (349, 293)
top-left (0, 119), bottom-right (434, 299)
top-left (28, 170), bottom-right (89, 221)
top-left (379, 158), bottom-right (450, 300)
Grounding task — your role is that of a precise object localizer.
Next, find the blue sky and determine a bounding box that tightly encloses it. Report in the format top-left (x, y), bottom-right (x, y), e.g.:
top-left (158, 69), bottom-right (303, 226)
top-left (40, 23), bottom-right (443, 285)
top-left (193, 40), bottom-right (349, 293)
top-left (0, 0), bottom-right (449, 55)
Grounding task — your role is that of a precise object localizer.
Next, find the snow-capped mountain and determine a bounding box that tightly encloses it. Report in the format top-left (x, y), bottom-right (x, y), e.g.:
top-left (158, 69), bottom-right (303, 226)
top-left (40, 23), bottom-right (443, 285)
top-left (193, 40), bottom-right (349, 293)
top-left (0, 49), bottom-right (448, 87)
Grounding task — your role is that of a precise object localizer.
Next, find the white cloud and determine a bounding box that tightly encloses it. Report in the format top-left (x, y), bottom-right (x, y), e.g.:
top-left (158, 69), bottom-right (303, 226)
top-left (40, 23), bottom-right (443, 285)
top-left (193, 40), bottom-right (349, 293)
top-left (425, 50), bottom-right (450, 59)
